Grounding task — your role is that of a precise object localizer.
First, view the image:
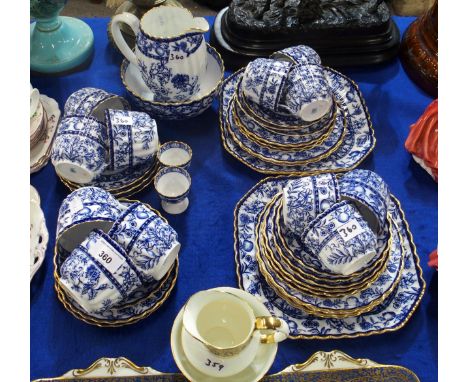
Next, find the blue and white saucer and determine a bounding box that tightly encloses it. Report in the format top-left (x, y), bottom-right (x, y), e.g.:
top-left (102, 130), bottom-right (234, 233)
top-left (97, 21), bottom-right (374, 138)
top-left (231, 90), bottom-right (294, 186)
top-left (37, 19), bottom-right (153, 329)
top-left (121, 44), bottom-right (224, 120)
top-left (220, 69), bottom-right (375, 174)
top-left (234, 176), bottom-right (425, 339)
top-left (59, 157), bottom-right (159, 197)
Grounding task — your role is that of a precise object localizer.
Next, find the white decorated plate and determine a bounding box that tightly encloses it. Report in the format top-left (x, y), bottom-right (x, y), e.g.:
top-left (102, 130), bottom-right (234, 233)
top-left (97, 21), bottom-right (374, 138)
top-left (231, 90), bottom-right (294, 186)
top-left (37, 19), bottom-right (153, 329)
top-left (234, 176), bottom-right (425, 339)
top-left (30, 95), bottom-right (61, 173)
top-left (219, 70), bottom-right (375, 175)
top-left (30, 196), bottom-right (48, 281)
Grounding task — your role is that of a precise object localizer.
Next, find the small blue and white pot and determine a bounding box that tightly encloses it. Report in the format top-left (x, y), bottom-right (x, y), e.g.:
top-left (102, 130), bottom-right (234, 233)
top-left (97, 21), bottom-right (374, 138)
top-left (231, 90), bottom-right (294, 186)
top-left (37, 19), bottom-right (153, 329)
top-left (280, 64), bottom-right (333, 122)
top-left (241, 58), bottom-right (292, 112)
top-left (59, 229), bottom-right (144, 315)
top-left (270, 45), bottom-right (321, 66)
top-left (340, 169), bottom-right (391, 234)
top-left (52, 115), bottom-right (109, 184)
top-left (282, 174), bottom-right (340, 237)
top-left (301, 200), bottom-right (378, 276)
top-left (56, 187), bottom-right (124, 253)
top-left (154, 166), bottom-right (191, 214)
top-left (63, 87), bottom-right (130, 122)
top-left (157, 141), bottom-right (192, 169)
top-left (109, 202), bottom-right (180, 282)
top-left (111, 6), bottom-right (210, 102)
top-left (105, 109), bottom-right (159, 173)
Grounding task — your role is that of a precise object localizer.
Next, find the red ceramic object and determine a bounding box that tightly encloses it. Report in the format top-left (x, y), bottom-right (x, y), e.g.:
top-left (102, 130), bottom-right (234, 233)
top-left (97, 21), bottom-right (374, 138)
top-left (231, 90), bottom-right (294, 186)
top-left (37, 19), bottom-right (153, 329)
top-left (405, 99), bottom-right (438, 181)
top-left (428, 249), bottom-right (438, 270)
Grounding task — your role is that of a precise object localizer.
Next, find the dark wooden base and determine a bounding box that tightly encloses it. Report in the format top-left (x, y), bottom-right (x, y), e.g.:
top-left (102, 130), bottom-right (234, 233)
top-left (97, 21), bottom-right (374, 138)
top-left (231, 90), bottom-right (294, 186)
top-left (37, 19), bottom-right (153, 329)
top-left (210, 7), bottom-right (401, 70)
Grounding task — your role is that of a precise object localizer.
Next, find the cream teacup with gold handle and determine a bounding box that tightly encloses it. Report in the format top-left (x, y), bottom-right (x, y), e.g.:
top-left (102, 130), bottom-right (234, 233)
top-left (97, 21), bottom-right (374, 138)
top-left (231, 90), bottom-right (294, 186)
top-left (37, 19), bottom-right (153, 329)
top-left (181, 289), bottom-right (289, 378)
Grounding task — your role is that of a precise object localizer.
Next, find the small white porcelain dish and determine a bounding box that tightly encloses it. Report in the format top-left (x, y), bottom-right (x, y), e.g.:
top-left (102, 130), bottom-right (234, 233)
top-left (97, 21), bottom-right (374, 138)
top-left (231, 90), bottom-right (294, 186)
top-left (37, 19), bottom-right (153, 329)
top-left (121, 44), bottom-right (224, 120)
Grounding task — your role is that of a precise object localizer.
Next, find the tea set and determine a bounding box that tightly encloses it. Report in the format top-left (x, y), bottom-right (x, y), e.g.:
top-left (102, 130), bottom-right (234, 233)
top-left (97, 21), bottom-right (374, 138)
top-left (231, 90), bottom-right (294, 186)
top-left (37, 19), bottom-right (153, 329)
top-left (30, 5), bottom-right (426, 382)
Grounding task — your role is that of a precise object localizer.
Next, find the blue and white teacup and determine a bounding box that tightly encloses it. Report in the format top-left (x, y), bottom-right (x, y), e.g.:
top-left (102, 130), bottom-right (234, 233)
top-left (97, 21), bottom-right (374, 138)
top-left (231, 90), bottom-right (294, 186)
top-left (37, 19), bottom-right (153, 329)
top-left (57, 187), bottom-right (124, 253)
top-left (64, 87), bottom-right (130, 122)
top-left (270, 45), bottom-right (321, 66)
top-left (52, 116), bottom-right (109, 184)
top-left (59, 229), bottom-right (144, 314)
top-left (340, 169), bottom-right (391, 233)
top-left (282, 174), bottom-right (340, 237)
top-left (241, 58), bottom-right (292, 112)
top-left (302, 201), bottom-right (378, 275)
top-left (111, 6), bottom-right (209, 102)
top-left (154, 166), bottom-right (191, 214)
top-left (157, 141), bottom-right (192, 169)
top-left (105, 109), bottom-right (159, 173)
top-left (109, 202), bottom-right (180, 282)
top-left (280, 64), bottom-right (333, 122)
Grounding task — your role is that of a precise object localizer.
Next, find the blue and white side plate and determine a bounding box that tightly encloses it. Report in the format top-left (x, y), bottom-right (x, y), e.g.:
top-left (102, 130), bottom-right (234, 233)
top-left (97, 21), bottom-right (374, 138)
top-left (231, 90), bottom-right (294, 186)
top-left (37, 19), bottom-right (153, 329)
top-left (220, 69), bottom-right (375, 175)
top-left (121, 44), bottom-right (224, 121)
top-left (234, 176), bottom-right (425, 339)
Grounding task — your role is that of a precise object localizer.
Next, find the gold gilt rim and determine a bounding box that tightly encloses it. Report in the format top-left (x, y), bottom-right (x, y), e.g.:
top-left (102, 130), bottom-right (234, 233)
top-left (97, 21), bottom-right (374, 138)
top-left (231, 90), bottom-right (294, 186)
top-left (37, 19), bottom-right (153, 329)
top-left (218, 70), bottom-right (376, 175)
top-left (224, 96), bottom-right (347, 167)
top-left (235, 74), bottom-right (334, 131)
top-left (120, 43), bottom-right (225, 106)
top-left (231, 97), bottom-right (337, 151)
top-left (59, 159), bottom-right (159, 197)
top-left (233, 175), bottom-right (425, 338)
top-left (275, 200), bottom-right (391, 283)
top-left (256, 207), bottom-right (405, 318)
top-left (261, 196), bottom-right (392, 298)
top-left (53, 198), bottom-right (178, 327)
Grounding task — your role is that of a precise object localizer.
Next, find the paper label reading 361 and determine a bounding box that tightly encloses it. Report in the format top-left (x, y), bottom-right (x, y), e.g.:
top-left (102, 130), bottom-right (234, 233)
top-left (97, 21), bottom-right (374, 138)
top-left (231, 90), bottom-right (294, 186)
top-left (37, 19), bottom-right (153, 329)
top-left (338, 219), bottom-right (365, 242)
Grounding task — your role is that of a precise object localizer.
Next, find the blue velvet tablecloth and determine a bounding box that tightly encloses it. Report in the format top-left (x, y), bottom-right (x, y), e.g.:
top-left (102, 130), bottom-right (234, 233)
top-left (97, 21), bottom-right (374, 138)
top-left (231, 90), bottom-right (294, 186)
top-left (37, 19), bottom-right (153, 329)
top-left (30, 16), bottom-right (437, 382)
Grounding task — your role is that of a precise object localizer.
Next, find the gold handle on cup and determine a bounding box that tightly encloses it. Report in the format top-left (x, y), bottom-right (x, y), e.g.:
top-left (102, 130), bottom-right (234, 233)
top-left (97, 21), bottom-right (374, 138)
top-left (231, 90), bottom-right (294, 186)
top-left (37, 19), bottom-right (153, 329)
top-left (255, 316), bottom-right (289, 344)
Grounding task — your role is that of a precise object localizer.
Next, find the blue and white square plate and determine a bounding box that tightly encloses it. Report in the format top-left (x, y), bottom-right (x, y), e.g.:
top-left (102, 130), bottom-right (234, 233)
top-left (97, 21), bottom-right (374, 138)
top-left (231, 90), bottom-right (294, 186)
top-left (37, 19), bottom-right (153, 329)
top-left (219, 69), bottom-right (375, 175)
top-left (234, 176), bottom-right (425, 339)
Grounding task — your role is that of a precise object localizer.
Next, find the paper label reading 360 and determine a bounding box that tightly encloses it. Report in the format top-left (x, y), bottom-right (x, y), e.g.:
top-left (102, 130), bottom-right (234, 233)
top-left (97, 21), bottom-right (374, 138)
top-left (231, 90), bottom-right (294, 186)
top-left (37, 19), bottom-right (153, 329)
top-left (93, 246), bottom-right (126, 274)
top-left (338, 219), bottom-right (365, 242)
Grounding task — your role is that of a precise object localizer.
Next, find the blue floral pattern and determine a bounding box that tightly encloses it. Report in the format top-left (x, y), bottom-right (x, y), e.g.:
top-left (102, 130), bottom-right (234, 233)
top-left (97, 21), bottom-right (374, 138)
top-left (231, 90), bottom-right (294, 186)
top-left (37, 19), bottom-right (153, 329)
top-left (283, 174), bottom-right (340, 236)
top-left (64, 87), bottom-right (130, 120)
top-left (136, 32), bottom-right (204, 102)
top-left (241, 58), bottom-right (291, 112)
top-left (279, 64), bottom-right (332, 119)
top-left (109, 203), bottom-right (179, 283)
top-left (105, 109), bottom-right (159, 172)
top-left (270, 45), bottom-right (322, 66)
top-left (340, 169), bottom-right (391, 233)
top-left (121, 44), bottom-right (223, 120)
top-left (219, 68), bottom-right (375, 174)
top-left (234, 176), bottom-right (424, 338)
top-left (301, 201), bottom-right (378, 275)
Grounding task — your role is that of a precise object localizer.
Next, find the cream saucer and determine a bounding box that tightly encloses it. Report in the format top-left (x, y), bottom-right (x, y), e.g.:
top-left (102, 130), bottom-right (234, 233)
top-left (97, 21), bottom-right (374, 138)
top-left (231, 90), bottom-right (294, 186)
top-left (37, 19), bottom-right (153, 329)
top-left (170, 287), bottom-right (278, 382)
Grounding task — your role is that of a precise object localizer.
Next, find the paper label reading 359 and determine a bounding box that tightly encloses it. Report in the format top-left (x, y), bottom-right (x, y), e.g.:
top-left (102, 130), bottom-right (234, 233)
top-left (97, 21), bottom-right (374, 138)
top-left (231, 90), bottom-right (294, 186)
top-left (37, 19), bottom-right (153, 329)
top-left (338, 219), bottom-right (365, 242)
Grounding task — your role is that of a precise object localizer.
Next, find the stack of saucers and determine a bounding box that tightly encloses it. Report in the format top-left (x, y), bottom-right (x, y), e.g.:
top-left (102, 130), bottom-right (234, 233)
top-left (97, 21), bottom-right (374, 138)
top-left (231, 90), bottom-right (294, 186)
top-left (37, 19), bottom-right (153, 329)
top-left (219, 45), bottom-right (375, 175)
top-left (30, 84), bottom-right (61, 173)
top-left (54, 187), bottom-right (179, 327)
top-left (52, 88), bottom-right (159, 197)
top-left (235, 169), bottom-right (425, 339)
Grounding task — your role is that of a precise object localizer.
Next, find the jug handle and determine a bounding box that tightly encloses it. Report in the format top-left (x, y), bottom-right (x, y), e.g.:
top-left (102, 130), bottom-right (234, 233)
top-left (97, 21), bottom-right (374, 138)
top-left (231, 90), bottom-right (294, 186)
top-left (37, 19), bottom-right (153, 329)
top-left (189, 17), bottom-right (210, 33)
top-left (110, 12), bottom-right (140, 66)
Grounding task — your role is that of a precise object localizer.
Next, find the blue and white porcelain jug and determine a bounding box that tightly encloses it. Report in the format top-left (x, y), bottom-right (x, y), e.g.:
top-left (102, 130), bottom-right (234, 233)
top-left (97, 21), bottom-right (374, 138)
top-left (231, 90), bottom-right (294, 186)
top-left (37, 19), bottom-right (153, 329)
top-left (111, 6), bottom-right (209, 102)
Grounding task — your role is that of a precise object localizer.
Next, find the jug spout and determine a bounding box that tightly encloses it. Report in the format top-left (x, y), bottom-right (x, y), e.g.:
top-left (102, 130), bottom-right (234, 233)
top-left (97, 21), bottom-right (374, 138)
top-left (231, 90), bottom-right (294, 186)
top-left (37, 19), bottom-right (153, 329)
top-left (189, 17), bottom-right (210, 33)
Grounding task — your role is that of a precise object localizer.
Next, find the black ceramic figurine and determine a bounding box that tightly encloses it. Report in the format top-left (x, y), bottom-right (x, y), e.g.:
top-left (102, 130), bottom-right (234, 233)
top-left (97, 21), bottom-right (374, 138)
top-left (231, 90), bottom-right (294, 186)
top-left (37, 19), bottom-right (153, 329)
top-left (210, 0), bottom-right (400, 69)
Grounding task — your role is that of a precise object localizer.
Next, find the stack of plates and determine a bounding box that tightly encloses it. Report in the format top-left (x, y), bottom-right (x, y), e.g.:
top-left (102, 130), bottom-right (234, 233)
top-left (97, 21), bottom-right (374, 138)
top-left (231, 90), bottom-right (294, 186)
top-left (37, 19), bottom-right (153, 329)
top-left (219, 68), bottom-right (375, 175)
top-left (54, 199), bottom-right (177, 327)
top-left (30, 95), bottom-right (61, 173)
top-left (234, 175), bottom-right (425, 339)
